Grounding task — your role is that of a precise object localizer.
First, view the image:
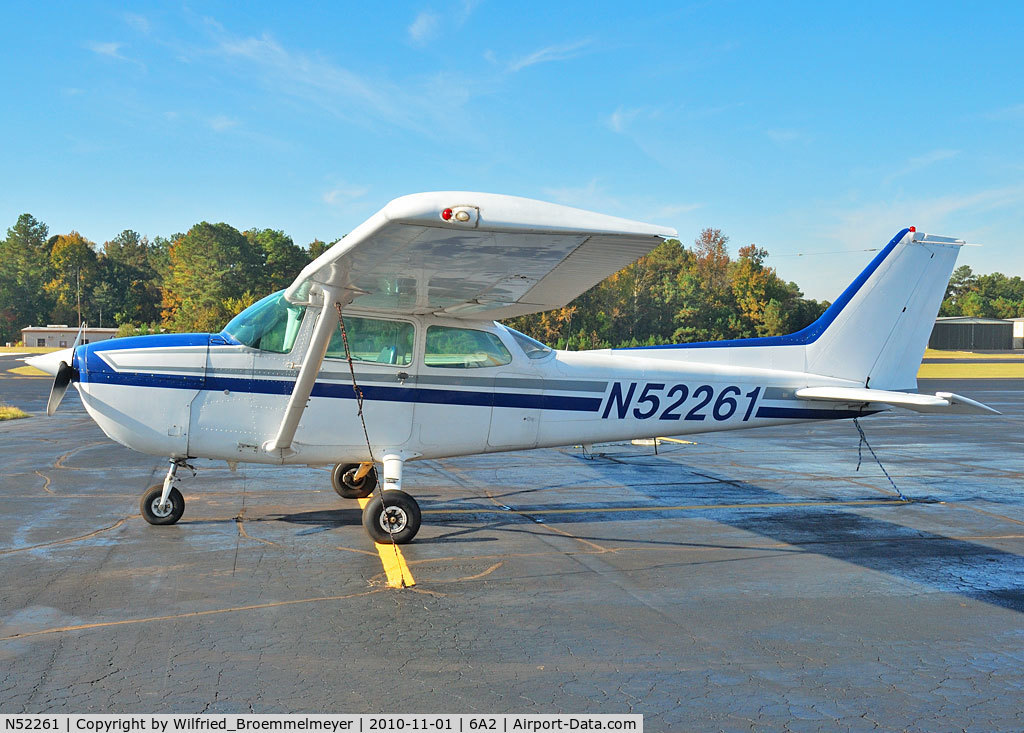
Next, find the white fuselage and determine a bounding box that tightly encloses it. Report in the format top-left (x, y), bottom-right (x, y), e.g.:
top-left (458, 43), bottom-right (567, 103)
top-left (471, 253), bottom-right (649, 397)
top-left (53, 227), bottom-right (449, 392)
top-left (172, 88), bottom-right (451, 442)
top-left (72, 311), bottom-right (871, 467)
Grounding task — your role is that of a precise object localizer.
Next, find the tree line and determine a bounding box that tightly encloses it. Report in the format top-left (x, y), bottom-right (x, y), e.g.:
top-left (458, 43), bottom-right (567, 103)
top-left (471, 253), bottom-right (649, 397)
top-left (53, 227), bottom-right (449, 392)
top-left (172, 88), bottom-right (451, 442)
top-left (505, 229), bottom-right (829, 349)
top-left (2, 213), bottom-right (1021, 349)
top-left (940, 265), bottom-right (1024, 319)
top-left (0, 213), bottom-right (330, 344)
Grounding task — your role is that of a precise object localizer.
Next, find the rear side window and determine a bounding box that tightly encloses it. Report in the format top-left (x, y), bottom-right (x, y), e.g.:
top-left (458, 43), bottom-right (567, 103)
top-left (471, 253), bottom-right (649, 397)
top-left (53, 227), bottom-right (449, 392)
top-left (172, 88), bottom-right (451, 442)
top-left (424, 326), bottom-right (512, 368)
top-left (326, 316), bottom-right (414, 366)
top-left (505, 327), bottom-right (553, 359)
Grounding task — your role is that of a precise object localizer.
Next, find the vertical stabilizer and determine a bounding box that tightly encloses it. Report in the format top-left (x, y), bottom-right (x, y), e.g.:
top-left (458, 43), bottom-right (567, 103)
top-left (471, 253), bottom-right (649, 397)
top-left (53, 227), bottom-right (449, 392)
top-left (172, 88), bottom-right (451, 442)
top-left (804, 230), bottom-right (963, 390)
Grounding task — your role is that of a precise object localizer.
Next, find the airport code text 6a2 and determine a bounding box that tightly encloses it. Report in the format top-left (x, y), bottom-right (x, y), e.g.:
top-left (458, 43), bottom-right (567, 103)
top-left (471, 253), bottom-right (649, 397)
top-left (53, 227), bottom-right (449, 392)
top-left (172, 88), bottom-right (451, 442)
top-left (600, 383), bottom-right (761, 421)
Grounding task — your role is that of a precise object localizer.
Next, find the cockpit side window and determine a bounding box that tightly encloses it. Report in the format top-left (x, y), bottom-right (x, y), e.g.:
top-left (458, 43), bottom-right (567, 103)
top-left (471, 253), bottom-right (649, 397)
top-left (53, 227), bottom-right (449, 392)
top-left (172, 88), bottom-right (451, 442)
top-left (222, 290), bottom-right (306, 353)
top-left (424, 325), bottom-right (513, 368)
top-left (325, 316), bottom-right (414, 366)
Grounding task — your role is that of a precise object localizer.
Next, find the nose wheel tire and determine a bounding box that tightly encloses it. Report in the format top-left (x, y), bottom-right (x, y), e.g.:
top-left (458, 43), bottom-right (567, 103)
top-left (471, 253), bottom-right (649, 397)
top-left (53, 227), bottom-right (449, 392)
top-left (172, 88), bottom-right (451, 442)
top-left (331, 463), bottom-right (377, 499)
top-left (140, 485), bottom-right (185, 525)
top-left (361, 490), bottom-right (421, 544)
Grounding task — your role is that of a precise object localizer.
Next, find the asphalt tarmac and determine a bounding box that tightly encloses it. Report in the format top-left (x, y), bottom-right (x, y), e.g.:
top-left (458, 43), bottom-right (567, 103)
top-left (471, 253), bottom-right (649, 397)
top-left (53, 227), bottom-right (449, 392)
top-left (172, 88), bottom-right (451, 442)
top-left (2, 353), bottom-right (1023, 730)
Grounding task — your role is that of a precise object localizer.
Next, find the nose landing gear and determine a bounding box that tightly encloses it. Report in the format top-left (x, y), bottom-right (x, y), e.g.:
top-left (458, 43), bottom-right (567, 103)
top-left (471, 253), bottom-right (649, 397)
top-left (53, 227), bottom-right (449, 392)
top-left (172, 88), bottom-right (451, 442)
top-left (140, 484), bottom-right (184, 524)
top-left (140, 458), bottom-right (189, 525)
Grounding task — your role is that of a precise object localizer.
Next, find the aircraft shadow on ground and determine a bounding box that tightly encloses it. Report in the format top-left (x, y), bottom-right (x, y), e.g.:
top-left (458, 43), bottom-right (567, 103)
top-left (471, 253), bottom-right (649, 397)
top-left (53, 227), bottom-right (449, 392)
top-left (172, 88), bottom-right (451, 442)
top-left (530, 454), bottom-right (1024, 614)
top-left (261, 452), bottom-right (1024, 613)
top-left (276, 508), bottom-right (364, 527)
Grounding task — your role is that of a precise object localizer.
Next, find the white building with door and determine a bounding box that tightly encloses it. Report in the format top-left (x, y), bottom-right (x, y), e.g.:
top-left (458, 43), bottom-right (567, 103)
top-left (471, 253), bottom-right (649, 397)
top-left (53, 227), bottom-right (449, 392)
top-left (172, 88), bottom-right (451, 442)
top-left (19, 325), bottom-right (119, 348)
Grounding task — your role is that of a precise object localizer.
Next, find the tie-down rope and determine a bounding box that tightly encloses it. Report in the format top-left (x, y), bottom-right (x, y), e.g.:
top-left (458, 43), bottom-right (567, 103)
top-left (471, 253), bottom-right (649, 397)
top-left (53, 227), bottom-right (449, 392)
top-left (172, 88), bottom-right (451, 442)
top-left (853, 417), bottom-right (907, 501)
top-left (333, 302), bottom-right (412, 587)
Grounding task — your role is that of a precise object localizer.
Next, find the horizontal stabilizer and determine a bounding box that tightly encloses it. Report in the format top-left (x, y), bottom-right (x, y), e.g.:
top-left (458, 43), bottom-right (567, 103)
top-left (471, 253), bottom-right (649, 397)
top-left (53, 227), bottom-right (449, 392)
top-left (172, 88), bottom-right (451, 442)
top-left (795, 386), bottom-right (1000, 415)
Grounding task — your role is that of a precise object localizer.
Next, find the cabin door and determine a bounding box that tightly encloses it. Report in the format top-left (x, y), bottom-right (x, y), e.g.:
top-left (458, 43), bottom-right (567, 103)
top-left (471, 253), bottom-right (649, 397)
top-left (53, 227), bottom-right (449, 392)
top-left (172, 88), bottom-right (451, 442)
top-left (294, 313), bottom-right (417, 455)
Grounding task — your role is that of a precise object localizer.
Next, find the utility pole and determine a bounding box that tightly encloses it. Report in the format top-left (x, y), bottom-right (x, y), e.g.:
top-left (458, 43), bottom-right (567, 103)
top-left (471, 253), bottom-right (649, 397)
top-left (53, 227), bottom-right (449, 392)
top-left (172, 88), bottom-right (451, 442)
top-left (76, 267), bottom-right (82, 328)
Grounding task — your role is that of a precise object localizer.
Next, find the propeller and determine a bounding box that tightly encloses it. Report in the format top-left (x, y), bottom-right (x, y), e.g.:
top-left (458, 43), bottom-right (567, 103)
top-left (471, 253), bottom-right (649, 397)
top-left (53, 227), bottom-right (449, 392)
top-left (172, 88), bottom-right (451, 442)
top-left (46, 360), bottom-right (79, 416)
top-left (29, 323), bottom-right (85, 416)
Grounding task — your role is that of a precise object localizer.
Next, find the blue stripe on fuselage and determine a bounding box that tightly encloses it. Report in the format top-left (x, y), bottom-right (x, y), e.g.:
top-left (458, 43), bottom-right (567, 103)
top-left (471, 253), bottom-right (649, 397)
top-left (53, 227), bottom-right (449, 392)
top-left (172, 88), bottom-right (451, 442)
top-left (81, 363), bottom-right (873, 420)
top-left (755, 405), bottom-right (879, 420)
top-left (82, 367), bottom-right (604, 413)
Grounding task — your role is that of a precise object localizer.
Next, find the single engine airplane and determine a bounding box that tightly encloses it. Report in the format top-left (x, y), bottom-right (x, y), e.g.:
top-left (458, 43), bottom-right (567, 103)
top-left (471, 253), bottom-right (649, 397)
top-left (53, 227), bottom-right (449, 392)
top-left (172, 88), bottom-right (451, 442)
top-left (28, 192), bottom-right (998, 544)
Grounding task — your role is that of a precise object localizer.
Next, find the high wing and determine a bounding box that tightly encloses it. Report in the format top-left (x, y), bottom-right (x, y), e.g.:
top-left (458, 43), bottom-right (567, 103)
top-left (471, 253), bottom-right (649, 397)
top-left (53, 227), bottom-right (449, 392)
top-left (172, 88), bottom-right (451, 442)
top-left (284, 192), bottom-right (677, 319)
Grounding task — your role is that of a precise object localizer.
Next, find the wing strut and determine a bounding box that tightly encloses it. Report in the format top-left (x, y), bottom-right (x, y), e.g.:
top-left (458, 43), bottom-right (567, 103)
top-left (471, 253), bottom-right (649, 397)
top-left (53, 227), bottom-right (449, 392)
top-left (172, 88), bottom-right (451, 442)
top-left (262, 286), bottom-right (344, 458)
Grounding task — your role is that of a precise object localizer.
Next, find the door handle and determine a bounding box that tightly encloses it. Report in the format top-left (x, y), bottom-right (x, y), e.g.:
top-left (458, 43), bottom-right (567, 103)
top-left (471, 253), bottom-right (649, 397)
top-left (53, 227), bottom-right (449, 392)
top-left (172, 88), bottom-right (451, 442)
top-left (397, 372), bottom-right (409, 384)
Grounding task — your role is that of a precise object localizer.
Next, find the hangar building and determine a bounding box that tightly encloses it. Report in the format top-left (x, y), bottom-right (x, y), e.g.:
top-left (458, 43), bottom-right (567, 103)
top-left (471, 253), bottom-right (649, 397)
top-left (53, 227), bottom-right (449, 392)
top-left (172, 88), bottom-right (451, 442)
top-left (928, 316), bottom-right (1014, 351)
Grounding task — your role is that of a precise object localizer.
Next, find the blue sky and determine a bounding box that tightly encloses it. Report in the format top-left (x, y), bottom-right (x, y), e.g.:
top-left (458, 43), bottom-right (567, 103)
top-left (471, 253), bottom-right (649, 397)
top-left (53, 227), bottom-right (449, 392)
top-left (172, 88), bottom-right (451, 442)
top-left (2, 1), bottom-right (1022, 300)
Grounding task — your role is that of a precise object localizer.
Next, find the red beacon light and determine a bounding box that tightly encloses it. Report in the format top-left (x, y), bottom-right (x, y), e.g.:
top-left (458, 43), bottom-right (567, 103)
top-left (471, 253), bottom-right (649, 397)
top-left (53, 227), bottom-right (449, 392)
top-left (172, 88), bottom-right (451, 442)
top-left (908, 226), bottom-right (916, 232)
top-left (441, 208), bottom-right (453, 221)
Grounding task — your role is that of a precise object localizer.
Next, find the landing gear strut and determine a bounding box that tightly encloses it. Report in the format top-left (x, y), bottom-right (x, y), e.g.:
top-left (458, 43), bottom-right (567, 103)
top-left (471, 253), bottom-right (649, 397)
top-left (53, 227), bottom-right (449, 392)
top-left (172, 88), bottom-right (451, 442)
top-left (355, 453), bottom-right (421, 544)
top-left (140, 459), bottom-right (187, 525)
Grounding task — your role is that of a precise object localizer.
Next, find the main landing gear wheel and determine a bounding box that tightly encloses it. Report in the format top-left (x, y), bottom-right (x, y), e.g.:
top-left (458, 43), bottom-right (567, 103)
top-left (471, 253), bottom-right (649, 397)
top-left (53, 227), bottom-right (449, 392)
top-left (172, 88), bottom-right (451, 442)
top-left (331, 463), bottom-right (377, 499)
top-left (361, 490), bottom-right (421, 544)
top-left (140, 484), bottom-right (185, 525)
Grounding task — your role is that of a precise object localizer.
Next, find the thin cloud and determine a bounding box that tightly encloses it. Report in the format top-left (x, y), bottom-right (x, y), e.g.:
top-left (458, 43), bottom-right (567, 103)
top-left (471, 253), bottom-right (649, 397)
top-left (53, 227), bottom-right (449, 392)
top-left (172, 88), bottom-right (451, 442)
top-left (323, 184), bottom-right (370, 207)
top-left (210, 28), bottom-right (472, 135)
top-left (124, 13), bottom-right (151, 34)
top-left (86, 41), bottom-right (128, 61)
top-left (408, 11), bottom-right (440, 45)
top-left (460, 0), bottom-right (482, 19)
top-left (883, 149), bottom-right (960, 184)
top-left (764, 128), bottom-right (801, 144)
top-left (209, 115), bottom-right (238, 132)
top-left (216, 32), bottom-right (407, 124)
top-left (542, 179), bottom-right (621, 212)
top-left (543, 180), bottom-right (696, 228)
top-left (826, 185), bottom-right (1024, 251)
top-left (608, 106), bottom-right (642, 134)
top-left (85, 40), bottom-right (145, 69)
top-left (984, 103), bottom-right (1024, 121)
top-left (509, 39), bottom-right (592, 72)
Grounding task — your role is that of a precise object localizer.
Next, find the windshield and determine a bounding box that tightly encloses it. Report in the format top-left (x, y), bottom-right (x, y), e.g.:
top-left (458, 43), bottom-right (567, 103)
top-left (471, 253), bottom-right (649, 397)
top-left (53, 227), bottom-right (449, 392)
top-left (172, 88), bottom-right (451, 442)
top-left (222, 290), bottom-right (306, 353)
top-left (504, 327), bottom-right (553, 359)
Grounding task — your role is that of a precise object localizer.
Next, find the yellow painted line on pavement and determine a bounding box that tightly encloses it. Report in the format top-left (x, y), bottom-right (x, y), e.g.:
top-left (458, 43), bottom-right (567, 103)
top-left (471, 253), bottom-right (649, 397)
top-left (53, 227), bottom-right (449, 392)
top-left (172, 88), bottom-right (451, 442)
top-left (423, 498), bottom-right (910, 515)
top-left (917, 362), bottom-right (1024, 379)
top-left (8, 365), bottom-right (48, 377)
top-left (923, 349), bottom-right (1023, 360)
top-left (357, 496), bottom-right (415, 588)
top-left (0, 346), bottom-right (58, 354)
